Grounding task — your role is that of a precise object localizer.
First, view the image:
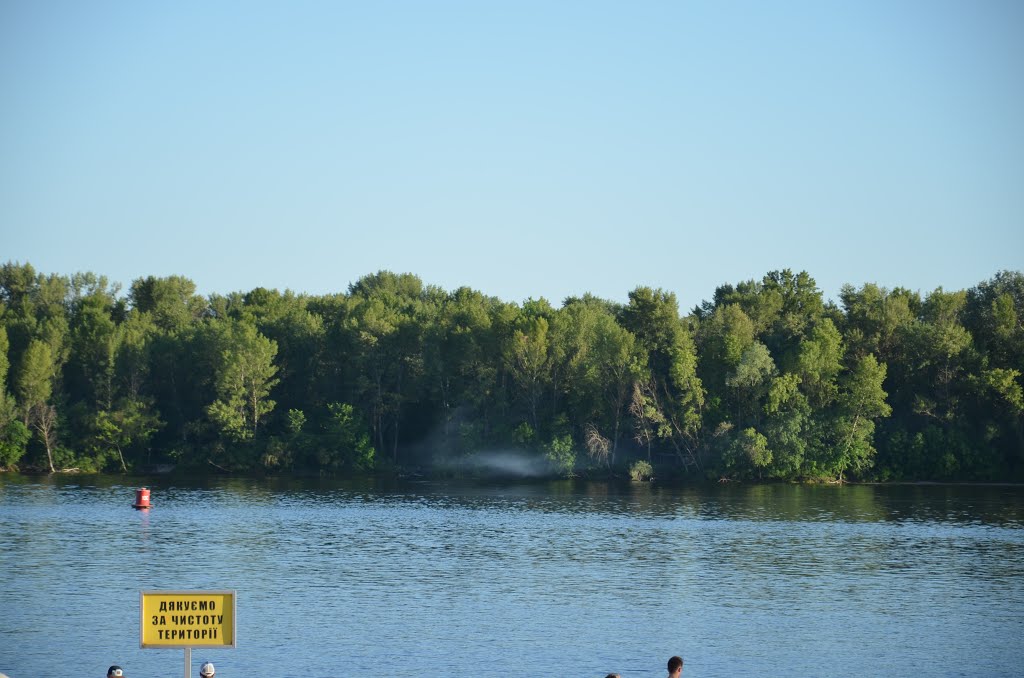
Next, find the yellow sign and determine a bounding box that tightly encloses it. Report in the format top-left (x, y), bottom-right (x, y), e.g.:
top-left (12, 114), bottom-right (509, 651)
top-left (140, 590), bottom-right (236, 648)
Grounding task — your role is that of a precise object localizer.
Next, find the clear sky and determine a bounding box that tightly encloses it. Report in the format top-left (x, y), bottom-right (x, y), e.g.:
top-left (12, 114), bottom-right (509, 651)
top-left (2, 0), bottom-right (1022, 312)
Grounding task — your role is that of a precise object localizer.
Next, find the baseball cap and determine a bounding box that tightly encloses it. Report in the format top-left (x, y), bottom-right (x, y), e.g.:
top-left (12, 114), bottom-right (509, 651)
top-left (200, 662), bottom-right (215, 676)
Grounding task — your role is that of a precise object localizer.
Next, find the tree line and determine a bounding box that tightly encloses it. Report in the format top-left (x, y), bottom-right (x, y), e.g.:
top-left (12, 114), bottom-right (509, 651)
top-left (0, 262), bottom-right (1021, 482)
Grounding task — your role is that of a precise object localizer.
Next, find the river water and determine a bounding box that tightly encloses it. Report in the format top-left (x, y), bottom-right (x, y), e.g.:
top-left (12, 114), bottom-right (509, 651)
top-left (1, 474), bottom-right (1022, 677)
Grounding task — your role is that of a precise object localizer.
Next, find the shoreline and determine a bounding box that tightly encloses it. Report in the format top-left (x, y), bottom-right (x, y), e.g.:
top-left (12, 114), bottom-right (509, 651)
top-left (3, 468), bottom-right (1024, 488)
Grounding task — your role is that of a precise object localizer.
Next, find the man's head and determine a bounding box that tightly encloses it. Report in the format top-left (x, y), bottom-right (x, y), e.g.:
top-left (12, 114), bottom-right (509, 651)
top-left (668, 655), bottom-right (684, 676)
top-left (107, 666), bottom-right (124, 678)
top-left (200, 662), bottom-right (215, 677)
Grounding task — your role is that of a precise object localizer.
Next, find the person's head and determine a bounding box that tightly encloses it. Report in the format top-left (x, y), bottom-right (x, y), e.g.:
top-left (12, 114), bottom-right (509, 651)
top-left (200, 662), bottom-right (215, 677)
top-left (107, 666), bottom-right (124, 678)
top-left (605, 674), bottom-right (621, 678)
top-left (668, 656), bottom-right (684, 676)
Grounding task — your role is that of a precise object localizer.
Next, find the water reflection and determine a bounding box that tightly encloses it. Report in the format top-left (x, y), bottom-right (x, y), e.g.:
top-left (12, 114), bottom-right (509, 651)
top-left (1, 474), bottom-right (1022, 678)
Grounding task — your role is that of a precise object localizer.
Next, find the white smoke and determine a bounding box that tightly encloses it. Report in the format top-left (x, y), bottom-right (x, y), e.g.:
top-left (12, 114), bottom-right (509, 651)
top-left (438, 449), bottom-right (552, 478)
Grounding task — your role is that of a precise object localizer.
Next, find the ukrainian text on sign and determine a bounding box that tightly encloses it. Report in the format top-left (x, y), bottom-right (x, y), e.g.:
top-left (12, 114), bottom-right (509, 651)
top-left (140, 590), bottom-right (236, 648)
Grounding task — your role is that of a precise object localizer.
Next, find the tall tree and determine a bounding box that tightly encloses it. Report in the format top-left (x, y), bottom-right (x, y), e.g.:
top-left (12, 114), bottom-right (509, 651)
top-left (92, 400), bottom-right (162, 472)
top-left (621, 287), bottom-right (705, 470)
top-left (726, 342), bottom-right (776, 428)
top-left (587, 309), bottom-right (642, 461)
top-left (840, 283), bottom-right (918, 363)
top-left (505, 315), bottom-right (551, 435)
top-left (423, 287), bottom-right (498, 454)
top-left (0, 326), bottom-right (30, 469)
top-left (795, 318), bottom-right (843, 408)
top-left (815, 354), bottom-right (892, 481)
top-left (128, 275), bottom-right (207, 333)
top-left (206, 322), bottom-right (280, 441)
top-left (344, 272), bottom-right (430, 462)
top-left (68, 290), bottom-right (118, 409)
top-left (17, 339), bottom-right (58, 472)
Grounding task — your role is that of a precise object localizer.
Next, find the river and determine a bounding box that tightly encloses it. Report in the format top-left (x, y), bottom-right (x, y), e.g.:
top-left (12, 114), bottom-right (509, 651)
top-left (1, 474), bottom-right (1022, 677)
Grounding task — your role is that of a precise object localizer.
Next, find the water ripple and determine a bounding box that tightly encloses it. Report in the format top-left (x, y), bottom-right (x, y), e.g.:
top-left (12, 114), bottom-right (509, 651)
top-left (1, 475), bottom-right (1022, 677)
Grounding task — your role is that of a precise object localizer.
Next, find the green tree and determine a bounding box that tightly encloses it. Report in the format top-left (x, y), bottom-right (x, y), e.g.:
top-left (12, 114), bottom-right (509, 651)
top-left (965, 271), bottom-right (1024, 367)
top-left (545, 432), bottom-right (576, 478)
top-left (505, 316), bottom-right (551, 434)
top-left (817, 354), bottom-right (892, 481)
top-left (344, 272), bottom-right (430, 463)
top-left (630, 378), bottom-right (668, 461)
top-left (128, 275), bottom-right (207, 333)
top-left (722, 427), bottom-right (771, 479)
top-left (114, 311), bottom-right (158, 401)
top-left (761, 372), bottom-right (811, 477)
top-left (92, 399), bottom-right (163, 472)
top-left (726, 341), bottom-right (776, 426)
top-left (423, 287), bottom-right (499, 455)
top-left (0, 326), bottom-right (30, 469)
top-left (68, 290), bottom-right (118, 409)
top-left (697, 303), bottom-right (756, 393)
top-left (840, 283), bottom-right (918, 362)
top-left (709, 270), bottom-right (826, 374)
top-left (621, 287), bottom-right (705, 470)
top-left (962, 272), bottom-right (1024, 475)
top-left (0, 420), bottom-right (31, 470)
top-left (287, 408), bottom-right (307, 435)
top-left (586, 308), bottom-right (642, 463)
top-left (318, 402), bottom-right (375, 472)
top-left (206, 322), bottom-right (280, 441)
top-left (0, 326), bottom-right (16, 422)
top-left (17, 339), bottom-right (58, 471)
top-left (795, 318), bottom-right (843, 408)
top-left (914, 289), bottom-right (973, 416)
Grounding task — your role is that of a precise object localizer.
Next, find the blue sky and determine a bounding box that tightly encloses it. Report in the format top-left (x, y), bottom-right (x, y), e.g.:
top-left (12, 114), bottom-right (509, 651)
top-left (2, 0), bottom-right (1022, 312)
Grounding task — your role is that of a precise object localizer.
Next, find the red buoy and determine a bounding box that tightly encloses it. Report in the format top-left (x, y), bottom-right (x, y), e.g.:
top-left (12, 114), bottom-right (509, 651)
top-left (133, 487), bottom-right (151, 509)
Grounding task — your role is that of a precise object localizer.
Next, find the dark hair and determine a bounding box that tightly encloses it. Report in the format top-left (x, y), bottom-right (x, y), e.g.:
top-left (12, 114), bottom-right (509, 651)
top-left (668, 656), bottom-right (684, 673)
top-left (606, 674), bottom-right (621, 678)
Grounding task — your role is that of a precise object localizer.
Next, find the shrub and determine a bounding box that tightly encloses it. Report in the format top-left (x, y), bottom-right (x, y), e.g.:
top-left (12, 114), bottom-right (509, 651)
top-left (545, 433), bottom-right (576, 478)
top-left (629, 460), bottom-right (654, 481)
top-left (0, 421), bottom-right (30, 470)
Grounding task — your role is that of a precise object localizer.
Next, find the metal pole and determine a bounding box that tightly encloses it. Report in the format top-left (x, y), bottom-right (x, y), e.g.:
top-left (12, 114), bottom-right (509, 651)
top-left (185, 647), bottom-right (191, 678)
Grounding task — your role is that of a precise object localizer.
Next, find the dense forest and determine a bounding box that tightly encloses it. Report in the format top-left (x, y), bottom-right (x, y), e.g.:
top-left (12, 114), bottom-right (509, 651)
top-left (0, 261), bottom-right (1021, 482)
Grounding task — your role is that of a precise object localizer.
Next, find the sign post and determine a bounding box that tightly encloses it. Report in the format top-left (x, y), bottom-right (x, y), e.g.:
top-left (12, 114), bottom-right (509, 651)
top-left (140, 590), bottom-right (236, 678)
